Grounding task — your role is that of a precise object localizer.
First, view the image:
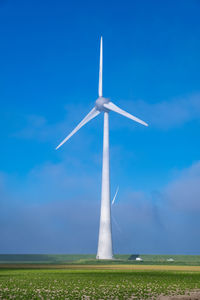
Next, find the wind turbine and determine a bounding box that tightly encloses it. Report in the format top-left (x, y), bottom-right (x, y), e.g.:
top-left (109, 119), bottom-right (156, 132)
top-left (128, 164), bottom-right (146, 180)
top-left (56, 37), bottom-right (148, 260)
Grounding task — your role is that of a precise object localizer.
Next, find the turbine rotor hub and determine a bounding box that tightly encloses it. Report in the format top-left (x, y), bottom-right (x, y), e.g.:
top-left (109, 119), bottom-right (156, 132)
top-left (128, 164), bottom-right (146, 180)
top-left (95, 97), bottom-right (109, 112)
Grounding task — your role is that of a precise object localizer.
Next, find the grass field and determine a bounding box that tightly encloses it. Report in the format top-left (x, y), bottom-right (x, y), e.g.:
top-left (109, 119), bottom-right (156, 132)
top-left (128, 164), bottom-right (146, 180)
top-left (0, 254), bottom-right (200, 265)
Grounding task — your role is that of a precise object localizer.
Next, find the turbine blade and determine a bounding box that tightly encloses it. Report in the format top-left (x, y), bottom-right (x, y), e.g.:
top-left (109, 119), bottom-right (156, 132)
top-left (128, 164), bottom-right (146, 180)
top-left (104, 102), bottom-right (148, 127)
top-left (98, 36), bottom-right (103, 97)
top-left (112, 186), bottom-right (119, 205)
top-left (56, 107), bottom-right (100, 150)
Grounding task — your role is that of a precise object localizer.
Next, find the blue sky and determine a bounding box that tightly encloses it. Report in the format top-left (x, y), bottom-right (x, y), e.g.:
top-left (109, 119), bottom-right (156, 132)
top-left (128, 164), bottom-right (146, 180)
top-left (1, 0), bottom-right (200, 254)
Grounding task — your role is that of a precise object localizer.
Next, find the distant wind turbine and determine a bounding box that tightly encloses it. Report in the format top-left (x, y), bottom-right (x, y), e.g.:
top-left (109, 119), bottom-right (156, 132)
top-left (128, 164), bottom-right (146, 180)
top-left (111, 186), bottom-right (122, 233)
top-left (56, 37), bottom-right (148, 260)
top-left (112, 186), bottom-right (119, 206)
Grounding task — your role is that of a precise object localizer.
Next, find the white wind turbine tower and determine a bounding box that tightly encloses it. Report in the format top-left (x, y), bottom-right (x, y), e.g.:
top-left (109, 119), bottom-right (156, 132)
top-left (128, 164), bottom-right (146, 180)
top-left (56, 37), bottom-right (148, 260)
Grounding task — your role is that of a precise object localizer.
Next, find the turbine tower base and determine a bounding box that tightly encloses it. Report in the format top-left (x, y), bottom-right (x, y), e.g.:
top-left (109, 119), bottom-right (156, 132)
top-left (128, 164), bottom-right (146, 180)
top-left (96, 255), bottom-right (114, 260)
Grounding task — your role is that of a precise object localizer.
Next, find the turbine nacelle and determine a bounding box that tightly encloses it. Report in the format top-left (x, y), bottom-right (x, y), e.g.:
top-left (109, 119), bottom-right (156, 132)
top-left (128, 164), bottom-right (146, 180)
top-left (95, 97), bottom-right (110, 112)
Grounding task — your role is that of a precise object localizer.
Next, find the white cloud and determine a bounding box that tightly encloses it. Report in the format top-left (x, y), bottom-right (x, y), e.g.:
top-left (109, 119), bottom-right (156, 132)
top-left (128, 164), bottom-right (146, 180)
top-left (13, 102), bottom-right (99, 143)
top-left (165, 161), bottom-right (200, 212)
top-left (114, 93), bottom-right (200, 130)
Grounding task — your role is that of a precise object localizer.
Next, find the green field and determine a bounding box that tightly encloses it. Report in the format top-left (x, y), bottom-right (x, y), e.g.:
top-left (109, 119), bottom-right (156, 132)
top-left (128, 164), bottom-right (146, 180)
top-left (0, 254), bottom-right (200, 265)
top-left (0, 268), bottom-right (200, 299)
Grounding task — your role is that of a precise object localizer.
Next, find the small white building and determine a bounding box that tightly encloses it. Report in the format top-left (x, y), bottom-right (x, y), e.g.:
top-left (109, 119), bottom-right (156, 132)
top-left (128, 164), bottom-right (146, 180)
top-left (136, 257), bottom-right (143, 262)
top-left (167, 258), bottom-right (174, 262)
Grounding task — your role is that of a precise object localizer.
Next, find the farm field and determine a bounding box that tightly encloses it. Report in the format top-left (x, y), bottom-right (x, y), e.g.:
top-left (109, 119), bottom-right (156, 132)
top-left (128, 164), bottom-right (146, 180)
top-left (0, 267), bottom-right (200, 299)
top-left (1, 255), bottom-right (200, 299)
